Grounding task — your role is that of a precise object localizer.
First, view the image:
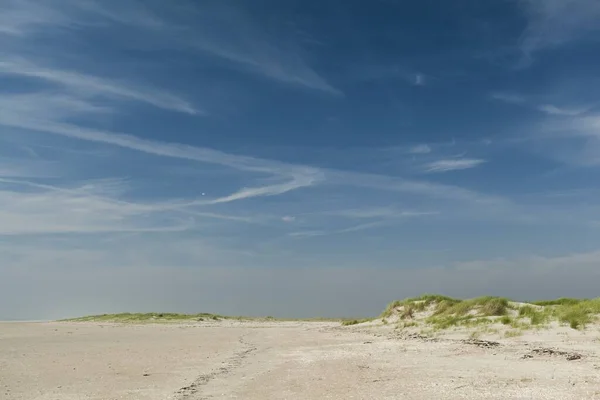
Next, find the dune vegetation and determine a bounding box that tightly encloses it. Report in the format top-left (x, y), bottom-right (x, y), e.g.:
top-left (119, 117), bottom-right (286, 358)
top-left (63, 295), bottom-right (600, 331)
top-left (376, 294), bottom-right (600, 332)
top-left (63, 312), bottom-right (228, 323)
top-left (63, 312), bottom-right (347, 324)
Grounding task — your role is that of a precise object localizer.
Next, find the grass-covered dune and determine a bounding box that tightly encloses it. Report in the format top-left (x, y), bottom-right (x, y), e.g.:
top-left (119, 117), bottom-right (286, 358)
top-left (63, 312), bottom-right (229, 323)
top-left (62, 313), bottom-right (346, 324)
top-left (372, 294), bottom-right (600, 332)
top-left (63, 295), bottom-right (600, 332)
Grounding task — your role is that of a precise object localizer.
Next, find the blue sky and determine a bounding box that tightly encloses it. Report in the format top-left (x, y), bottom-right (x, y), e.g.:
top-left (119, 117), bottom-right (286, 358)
top-left (2, 0), bottom-right (600, 319)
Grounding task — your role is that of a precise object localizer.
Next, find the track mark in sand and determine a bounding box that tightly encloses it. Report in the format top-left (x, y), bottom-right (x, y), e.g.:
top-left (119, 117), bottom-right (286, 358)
top-left (174, 335), bottom-right (257, 399)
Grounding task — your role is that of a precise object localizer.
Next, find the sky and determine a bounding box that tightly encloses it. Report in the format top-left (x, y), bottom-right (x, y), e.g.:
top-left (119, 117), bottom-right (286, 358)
top-left (2, 0), bottom-right (600, 320)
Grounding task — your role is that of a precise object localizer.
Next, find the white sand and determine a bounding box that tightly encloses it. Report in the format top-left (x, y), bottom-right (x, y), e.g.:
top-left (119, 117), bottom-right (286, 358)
top-left (1, 320), bottom-right (600, 399)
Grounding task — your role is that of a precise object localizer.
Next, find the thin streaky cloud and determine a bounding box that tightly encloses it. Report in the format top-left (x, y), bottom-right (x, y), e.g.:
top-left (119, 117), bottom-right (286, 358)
top-left (0, 96), bottom-right (322, 206)
top-left (289, 221), bottom-right (396, 238)
top-left (0, 0), bottom-right (165, 37)
top-left (0, 59), bottom-right (199, 115)
top-left (491, 92), bottom-right (591, 117)
top-left (325, 169), bottom-right (506, 205)
top-left (206, 174), bottom-right (323, 205)
top-left (537, 104), bottom-right (591, 117)
top-left (0, 0), bottom-right (68, 36)
top-left (414, 73), bottom-right (425, 86)
top-left (0, 176), bottom-right (264, 224)
top-left (72, 0), bottom-right (166, 30)
top-left (0, 115), bottom-right (297, 176)
top-left (329, 207), bottom-right (438, 219)
top-left (19, 145), bottom-right (41, 159)
top-left (1, 0), bottom-right (336, 95)
top-left (289, 210), bottom-right (438, 238)
top-left (0, 93), bottom-right (111, 120)
top-left (409, 144), bottom-right (432, 154)
top-left (287, 230), bottom-right (327, 238)
top-left (99, 0), bottom-right (341, 94)
top-left (175, 209), bottom-right (258, 223)
top-left (519, 0), bottom-right (600, 59)
top-left (186, 2), bottom-right (341, 95)
top-left (337, 221), bottom-right (389, 234)
top-left (193, 38), bottom-right (342, 96)
top-left (0, 180), bottom-right (188, 235)
top-left (0, 102), bottom-right (505, 207)
top-left (424, 159), bottom-right (486, 173)
top-left (0, 157), bottom-right (61, 178)
top-left (491, 92), bottom-right (525, 105)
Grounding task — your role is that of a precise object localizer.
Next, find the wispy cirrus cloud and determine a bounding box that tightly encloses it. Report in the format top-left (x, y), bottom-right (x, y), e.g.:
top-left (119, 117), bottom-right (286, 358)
top-left (323, 169), bottom-right (505, 205)
top-left (288, 222), bottom-right (387, 238)
top-left (529, 113), bottom-right (600, 166)
top-left (329, 207), bottom-right (438, 219)
top-left (519, 0), bottom-right (600, 61)
top-left (423, 159), bottom-right (486, 173)
top-left (414, 73), bottom-right (426, 86)
top-left (349, 64), bottom-right (428, 88)
top-left (0, 175), bottom-right (263, 235)
top-left (0, 0), bottom-right (338, 95)
top-left (206, 173), bottom-right (324, 205)
top-left (186, 2), bottom-right (340, 95)
top-left (0, 0), bottom-right (69, 36)
top-left (289, 207), bottom-right (438, 237)
top-left (536, 104), bottom-right (592, 117)
top-left (0, 87), bottom-right (508, 209)
top-left (490, 89), bottom-right (600, 167)
top-left (0, 177), bottom-right (185, 235)
top-left (0, 157), bottom-right (61, 178)
top-left (490, 92), bottom-right (526, 105)
top-left (0, 58), bottom-right (199, 115)
top-left (408, 144), bottom-right (432, 154)
top-left (491, 92), bottom-right (592, 116)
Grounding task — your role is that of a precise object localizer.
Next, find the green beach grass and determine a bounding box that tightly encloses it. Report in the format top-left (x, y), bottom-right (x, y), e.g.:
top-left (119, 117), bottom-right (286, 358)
top-left (377, 294), bottom-right (600, 331)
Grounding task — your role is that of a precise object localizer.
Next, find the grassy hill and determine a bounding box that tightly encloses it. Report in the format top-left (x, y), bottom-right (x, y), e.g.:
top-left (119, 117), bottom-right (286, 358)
top-left (365, 295), bottom-right (600, 335)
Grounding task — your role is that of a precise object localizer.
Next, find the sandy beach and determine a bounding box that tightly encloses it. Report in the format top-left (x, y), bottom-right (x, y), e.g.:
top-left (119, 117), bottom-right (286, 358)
top-left (2, 318), bottom-right (600, 400)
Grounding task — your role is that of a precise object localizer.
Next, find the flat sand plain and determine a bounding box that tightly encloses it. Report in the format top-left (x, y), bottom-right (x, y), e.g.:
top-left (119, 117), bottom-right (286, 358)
top-left (2, 320), bottom-right (600, 399)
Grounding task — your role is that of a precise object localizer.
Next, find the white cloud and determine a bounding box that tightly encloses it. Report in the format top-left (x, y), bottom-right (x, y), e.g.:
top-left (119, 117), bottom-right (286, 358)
top-left (330, 207), bottom-right (437, 219)
top-left (491, 92), bottom-right (526, 105)
top-left (290, 208), bottom-right (438, 237)
top-left (281, 216), bottom-right (296, 223)
top-left (0, 94), bottom-right (507, 208)
top-left (0, 0), bottom-right (166, 36)
top-left (0, 157), bottom-right (61, 178)
top-left (0, 58), bottom-right (198, 115)
top-left (187, 2), bottom-right (340, 95)
top-left (423, 159), bottom-right (486, 173)
top-left (206, 173), bottom-right (323, 205)
top-left (324, 169), bottom-right (506, 205)
top-left (414, 73), bottom-right (425, 86)
top-left (0, 0), bottom-right (338, 95)
top-left (409, 144), bottom-right (431, 154)
top-left (0, 102), bottom-right (293, 176)
top-left (0, 0), bottom-right (69, 36)
top-left (536, 113), bottom-right (600, 139)
top-left (288, 230), bottom-right (326, 238)
top-left (492, 92), bottom-right (591, 117)
top-left (0, 178), bottom-right (182, 235)
top-left (0, 176), bottom-right (263, 235)
top-left (536, 104), bottom-right (590, 116)
top-left (519, 0), bottom-right (600, 59)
